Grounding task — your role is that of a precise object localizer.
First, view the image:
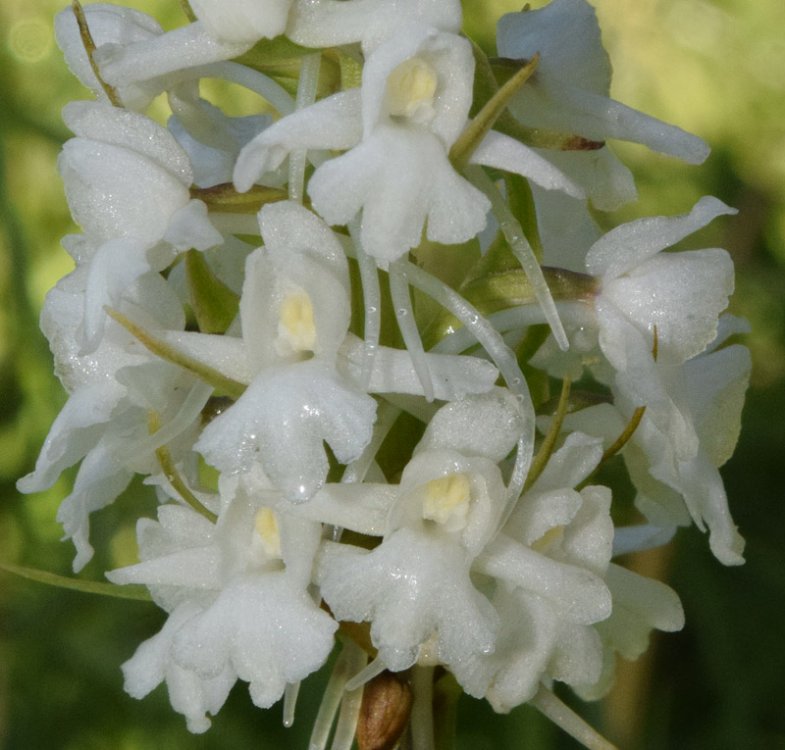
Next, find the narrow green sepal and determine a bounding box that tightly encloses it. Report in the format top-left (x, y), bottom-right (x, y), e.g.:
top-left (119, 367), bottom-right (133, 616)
top-left (191, 183), bottom-right (288, 214)
top-left (450, 53), bottom-right (540, 169)
top-left (0, 561), bottom-right (152, 601)
top-left (185, 250), bottom-right (240, 334)
top-left (105, 308), bottom-right (246, 400)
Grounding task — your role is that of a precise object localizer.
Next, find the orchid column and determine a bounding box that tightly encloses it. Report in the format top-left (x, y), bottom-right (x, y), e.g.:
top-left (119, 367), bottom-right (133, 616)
top-left (17, 1), bottom-right (749, 749)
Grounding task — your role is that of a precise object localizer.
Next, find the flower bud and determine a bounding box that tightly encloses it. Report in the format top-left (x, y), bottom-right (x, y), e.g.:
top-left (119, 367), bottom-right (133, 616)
top-left (357, 670), bottom-right (414, 750)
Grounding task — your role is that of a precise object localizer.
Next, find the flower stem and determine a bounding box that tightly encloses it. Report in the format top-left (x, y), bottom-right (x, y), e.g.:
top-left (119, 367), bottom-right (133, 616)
top-left (410, 666), bottom-right (435, 750)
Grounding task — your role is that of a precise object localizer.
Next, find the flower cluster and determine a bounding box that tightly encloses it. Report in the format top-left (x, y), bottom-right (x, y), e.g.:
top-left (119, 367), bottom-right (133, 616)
top-left (21, 0), bottom-right (749, 747)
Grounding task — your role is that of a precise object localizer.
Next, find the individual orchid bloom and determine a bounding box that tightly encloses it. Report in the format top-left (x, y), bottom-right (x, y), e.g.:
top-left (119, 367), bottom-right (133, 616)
top-left (159, 201), bottom-right (498, 500)
top-left (288, 0), bottom-right (463, 53)
top-left (533, 191), bottom-right (746, 565)
top-left (17, 270), bottom-right (209, 571)
top-left (497, 0), bottom-right (709, 165)
top-left (235, 26), bottom-right (582, 263)
top-left (174, 200), bottom-right (377, 501)
top-left (107, 478), bottom-right (337, 732)
top-left (317, 391), bottom-right (523, 677)
top-left (527, 194), bottom-right (737, 391)
top-left (587, 195), bottom-right (737, 370)
top-left (57, 2), bottom-right (294, 117)
top-left (59, 100), bottom-right (222, 349)
top-left (620, 328), bottom-right (750, 565)
top-left (561, 315), bottom-right (751, 565)
top-left (462, 432), bottom-right (613, 709)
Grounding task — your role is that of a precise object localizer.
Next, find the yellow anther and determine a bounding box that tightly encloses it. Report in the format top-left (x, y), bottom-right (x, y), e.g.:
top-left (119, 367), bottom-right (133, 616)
top-left (278, 290), bottom-right (317, 353)
top-left (385, 57), bottom-right (439, 120)
top-left (254, 508), bottom-right (282, 559)
top-left (422, 473), bottom-right (471, 530)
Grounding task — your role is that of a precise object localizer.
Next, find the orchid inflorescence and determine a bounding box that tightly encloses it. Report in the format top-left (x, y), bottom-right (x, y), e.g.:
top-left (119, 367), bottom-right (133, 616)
top-left (18, 0), bottom-right (750, 748)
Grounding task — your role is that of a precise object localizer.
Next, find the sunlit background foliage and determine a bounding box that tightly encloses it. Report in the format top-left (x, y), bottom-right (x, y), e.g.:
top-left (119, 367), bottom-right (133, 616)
top-left (1, 1), bottom-right (784, 748)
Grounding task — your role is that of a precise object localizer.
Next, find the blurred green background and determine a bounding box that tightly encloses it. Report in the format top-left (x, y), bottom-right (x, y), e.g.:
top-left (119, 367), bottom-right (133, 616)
top-left (1, 1), bottom-right (784, 748)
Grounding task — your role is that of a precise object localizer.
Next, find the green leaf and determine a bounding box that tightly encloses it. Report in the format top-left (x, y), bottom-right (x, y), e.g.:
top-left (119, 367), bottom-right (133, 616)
top-left (0, 561), bottom-right (152, 602)
top-left (185, 250), bottom-right (240, 334)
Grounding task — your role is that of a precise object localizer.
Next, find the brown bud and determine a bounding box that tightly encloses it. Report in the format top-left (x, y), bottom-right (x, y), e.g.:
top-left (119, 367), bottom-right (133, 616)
top-left (356, 670), bottom-right (414, 750)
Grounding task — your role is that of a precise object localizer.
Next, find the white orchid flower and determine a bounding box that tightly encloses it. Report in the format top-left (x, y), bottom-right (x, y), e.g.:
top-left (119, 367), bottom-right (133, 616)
top-left (17, 271), bottom-right (208, 571)
top-left (317, 391), bottom-right (523, 677)
top-left (562, 316), bottom-right (751, 565)
top-left (108, 485), bottom-right (336, 732)
top-left (157, 201), bottom-right (498, 500)
top-left (462, 433), bottom-right (612, 707)
top-left (497, 0), bottom-right (709, 164)
top-left (235, 26), bottom-right (582, 263)
top-left (59, 101), bottom-right (222, 349)
top-left (588, 195), bottom-right (738, 369)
